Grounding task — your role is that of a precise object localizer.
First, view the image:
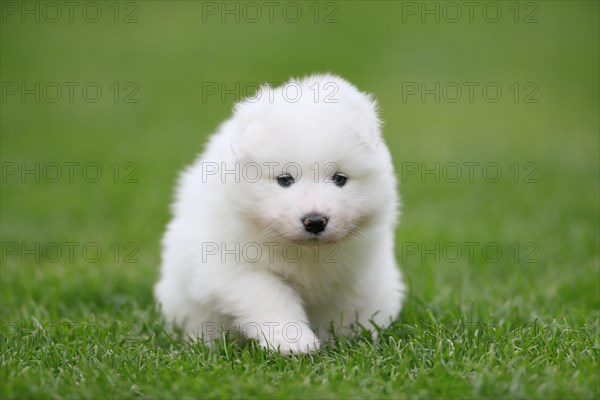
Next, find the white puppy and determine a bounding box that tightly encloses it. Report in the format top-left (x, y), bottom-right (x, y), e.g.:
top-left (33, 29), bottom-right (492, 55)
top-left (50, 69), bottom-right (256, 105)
top-left (155, 74), bottom-right (405, 354)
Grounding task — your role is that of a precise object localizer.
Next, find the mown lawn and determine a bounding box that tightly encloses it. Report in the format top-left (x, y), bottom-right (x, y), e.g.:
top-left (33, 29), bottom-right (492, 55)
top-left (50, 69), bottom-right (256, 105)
top-left (1, 1), bottom-right (598, 399)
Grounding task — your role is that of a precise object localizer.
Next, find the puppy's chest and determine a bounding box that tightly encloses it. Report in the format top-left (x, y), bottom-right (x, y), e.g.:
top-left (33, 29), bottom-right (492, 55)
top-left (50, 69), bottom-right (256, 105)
top-left (268, 260), bottom-right (353, 306)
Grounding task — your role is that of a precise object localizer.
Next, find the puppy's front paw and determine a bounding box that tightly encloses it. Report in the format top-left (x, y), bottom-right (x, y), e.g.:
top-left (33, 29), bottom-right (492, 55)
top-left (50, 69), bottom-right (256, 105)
top-left (259, 323), bottom-right (320, 355)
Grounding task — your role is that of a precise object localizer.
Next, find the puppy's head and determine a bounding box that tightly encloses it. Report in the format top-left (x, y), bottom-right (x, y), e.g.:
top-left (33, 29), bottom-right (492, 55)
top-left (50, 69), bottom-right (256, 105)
top-left (228, 74), bottom-right (398, 243)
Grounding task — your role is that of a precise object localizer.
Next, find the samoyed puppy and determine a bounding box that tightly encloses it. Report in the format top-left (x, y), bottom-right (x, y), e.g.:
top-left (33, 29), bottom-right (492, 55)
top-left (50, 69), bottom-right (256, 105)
top-left (155, 74), bottom-right (405, 354)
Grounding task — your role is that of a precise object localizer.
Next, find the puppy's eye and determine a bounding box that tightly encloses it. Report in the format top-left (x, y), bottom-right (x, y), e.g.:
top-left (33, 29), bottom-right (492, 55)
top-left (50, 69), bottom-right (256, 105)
top-left (277, 174), bottom-right (295, 187)
top-left (332, 173), bottom-right (347, 187)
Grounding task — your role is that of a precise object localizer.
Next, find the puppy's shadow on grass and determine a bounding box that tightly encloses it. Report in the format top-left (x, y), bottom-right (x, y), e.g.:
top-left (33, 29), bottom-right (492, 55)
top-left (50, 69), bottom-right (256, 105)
top-left (146, 299), bottom-right (429, 361)
top-left (127, 292), bottom-right (437, 364)
top-left (143, 316), bottom-right (269, 361)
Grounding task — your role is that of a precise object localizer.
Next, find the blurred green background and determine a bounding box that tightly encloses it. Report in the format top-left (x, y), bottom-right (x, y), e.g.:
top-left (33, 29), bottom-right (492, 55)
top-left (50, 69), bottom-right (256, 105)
top-left (0, 1), bottom-right (598, 396)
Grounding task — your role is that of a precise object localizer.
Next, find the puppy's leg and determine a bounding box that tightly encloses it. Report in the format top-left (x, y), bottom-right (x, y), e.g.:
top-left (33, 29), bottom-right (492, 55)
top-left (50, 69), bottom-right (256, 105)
top-left (202, 267), bottom-right (320, 354)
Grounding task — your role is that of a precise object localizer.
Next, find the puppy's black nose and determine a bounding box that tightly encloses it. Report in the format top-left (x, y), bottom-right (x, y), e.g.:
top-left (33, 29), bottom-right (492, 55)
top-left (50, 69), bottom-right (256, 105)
top-left (302, 213), bottom-right (328, 234)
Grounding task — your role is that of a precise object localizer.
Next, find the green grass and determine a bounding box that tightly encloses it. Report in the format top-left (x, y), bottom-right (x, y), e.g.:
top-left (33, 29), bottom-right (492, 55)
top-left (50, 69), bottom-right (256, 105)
top-left (1, 1), bottom-right (598, 399)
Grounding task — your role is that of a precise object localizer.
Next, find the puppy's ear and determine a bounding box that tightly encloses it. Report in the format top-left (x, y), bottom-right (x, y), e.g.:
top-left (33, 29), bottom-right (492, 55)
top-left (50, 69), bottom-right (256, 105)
top-left (323, 74), bottom-right (384, 147)
top-left (230, 89), bottom-right (271, 161)
top-left (354, 92), bottom-right (384, 148)
top-left (229, 118), bottom-right (268, 161)
top-left (232, 83), bottom-right (271, 122)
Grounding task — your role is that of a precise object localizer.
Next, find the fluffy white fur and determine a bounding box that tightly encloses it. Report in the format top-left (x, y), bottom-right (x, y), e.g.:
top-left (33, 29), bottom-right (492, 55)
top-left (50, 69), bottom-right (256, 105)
top-left (155, 74), bottom-right (405, 354)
